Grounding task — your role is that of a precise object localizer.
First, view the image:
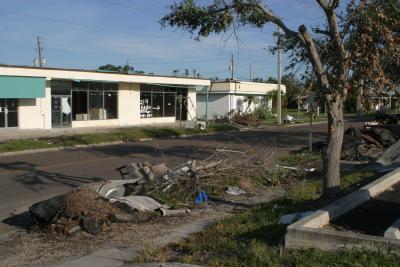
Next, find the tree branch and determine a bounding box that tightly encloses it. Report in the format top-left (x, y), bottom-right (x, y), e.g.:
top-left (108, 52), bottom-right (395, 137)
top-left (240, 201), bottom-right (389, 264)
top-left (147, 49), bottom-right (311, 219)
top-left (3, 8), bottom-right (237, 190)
top-left (298, 25), bottom-right (330, 92)
top-left (313, 27), bottom-right (332, 37)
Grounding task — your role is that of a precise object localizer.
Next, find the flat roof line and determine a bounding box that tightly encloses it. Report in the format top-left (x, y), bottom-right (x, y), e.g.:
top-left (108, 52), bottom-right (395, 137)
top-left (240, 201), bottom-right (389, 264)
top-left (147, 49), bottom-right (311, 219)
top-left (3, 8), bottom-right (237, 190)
top-left (0, 64), bottom-right (209, 81)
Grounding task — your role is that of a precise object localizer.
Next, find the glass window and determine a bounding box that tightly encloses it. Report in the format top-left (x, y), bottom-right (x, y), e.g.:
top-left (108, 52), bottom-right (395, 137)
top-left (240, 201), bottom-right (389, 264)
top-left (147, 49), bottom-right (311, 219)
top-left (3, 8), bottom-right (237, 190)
top-left (140, 92), bottom-right (152, 118)
top-left (70, 81), bottom-right (118, 121)
top-left (105, 92), bottom-right (118, 119)
top-left (164, 93), bottom-right (176, 117)
top-left (152, 93), bottom-right (163, 117)
top-left (72, 91), bottom-right (88, 121)
top-left (51, 80), bottom-right (71, 95)
top-left (72, 81), bottom-right (88, 91)
top-left (139, 84), bottom-right (180, 118)
top-left (89, 91), bottom-right (104, 120)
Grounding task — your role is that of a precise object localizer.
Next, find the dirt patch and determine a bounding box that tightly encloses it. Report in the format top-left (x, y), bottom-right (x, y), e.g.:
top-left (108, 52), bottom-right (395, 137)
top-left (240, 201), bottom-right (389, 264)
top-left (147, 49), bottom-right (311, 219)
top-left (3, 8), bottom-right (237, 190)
top-left (0, 207), bottom-right (222, 267)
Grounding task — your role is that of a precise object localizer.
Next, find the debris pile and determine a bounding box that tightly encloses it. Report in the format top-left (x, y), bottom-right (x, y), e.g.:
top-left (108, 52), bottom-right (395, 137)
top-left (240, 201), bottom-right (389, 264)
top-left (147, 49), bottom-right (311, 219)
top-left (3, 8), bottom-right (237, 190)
top-left (146, 146), bottom-right (275, 203)
top-left (341, 125), bottom-right (400, 163)
top-left (29, 145), bottom-right (275, 236)
top-left (231, 113), bottom-right (261, 127)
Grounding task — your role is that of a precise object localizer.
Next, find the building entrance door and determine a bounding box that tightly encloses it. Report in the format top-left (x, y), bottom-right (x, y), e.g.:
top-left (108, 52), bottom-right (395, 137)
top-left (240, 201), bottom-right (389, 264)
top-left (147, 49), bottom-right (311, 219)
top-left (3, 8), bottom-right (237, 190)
top-left (0, 99), bottom-right (18, 128)
top-left (51, 96), bottom-right (72, 128)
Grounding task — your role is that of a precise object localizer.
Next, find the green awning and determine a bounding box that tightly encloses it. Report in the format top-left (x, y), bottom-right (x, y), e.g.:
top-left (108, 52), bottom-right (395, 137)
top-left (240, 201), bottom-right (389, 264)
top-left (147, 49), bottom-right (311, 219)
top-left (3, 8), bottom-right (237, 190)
top-left (0, 76), bottom-right (46, 98)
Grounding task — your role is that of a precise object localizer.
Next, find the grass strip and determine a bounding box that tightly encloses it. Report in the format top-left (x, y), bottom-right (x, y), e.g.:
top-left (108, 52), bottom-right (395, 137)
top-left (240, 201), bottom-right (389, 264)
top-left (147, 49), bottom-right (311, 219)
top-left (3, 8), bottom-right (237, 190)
top-left (0, 123), bottom-right (238, 153)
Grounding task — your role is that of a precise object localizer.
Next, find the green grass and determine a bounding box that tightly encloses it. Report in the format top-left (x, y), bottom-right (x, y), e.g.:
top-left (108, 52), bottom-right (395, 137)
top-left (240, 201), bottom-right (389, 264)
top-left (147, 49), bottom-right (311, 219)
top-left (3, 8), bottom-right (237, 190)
top-left (0, 123), bottom-right (238, 153)
top-left (135, 153), bottom-right (399, 266)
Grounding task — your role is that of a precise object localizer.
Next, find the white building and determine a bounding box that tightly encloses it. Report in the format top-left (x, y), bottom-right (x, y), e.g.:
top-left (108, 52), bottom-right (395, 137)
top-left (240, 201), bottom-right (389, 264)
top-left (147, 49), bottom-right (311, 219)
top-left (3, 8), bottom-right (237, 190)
top-left (196, 80), bottom-right (286, 119)
top-left (0, 65), bottom-right (209, 129)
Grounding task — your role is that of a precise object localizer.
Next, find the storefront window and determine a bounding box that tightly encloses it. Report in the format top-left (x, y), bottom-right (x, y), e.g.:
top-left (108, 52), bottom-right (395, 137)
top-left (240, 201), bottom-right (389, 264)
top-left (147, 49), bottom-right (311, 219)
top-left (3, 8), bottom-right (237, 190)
top-left (89, 91), bottom-right (104, 120)
top-left (105, 92), bottom-right (118, 119)
top-left (140, 85), bottom-right (179, 118)
top-left (140, 92), bottom-right (152, 118)
top-left (72, 91), bottom-right (88, 121)
top-left (164, 93), bottom-right (176, 117)
top-left (152, 93), bottom-right (163, 117)
top-left (52, 80), bottom-right (118, 121)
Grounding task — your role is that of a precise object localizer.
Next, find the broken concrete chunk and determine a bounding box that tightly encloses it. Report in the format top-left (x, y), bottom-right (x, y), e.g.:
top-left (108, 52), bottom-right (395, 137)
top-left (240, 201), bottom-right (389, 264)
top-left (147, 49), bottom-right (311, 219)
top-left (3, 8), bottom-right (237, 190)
top-left (142, 165), bottom-right (155, 181)
top-left (110, 196), bottom-right (169, 212)
top-left (96, 179), bottom-right (142, 198)
top-left (81, 217), bottom-right (104, 235)
top-left (225, 186), bottom-right (246, 196)
top-left (29, 194), bottom-right (66, 224)
top-left (378, 139), bottom-right (400, 166)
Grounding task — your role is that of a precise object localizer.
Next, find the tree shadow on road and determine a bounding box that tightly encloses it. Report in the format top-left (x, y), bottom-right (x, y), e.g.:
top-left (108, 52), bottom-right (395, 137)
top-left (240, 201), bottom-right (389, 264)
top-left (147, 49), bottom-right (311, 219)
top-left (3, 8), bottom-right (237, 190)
top-left (0, 161), bottom-right (101, 192)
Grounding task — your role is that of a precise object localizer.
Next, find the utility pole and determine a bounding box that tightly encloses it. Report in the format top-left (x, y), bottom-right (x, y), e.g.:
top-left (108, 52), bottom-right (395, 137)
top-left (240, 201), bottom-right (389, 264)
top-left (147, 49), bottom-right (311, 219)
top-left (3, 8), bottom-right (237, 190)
top-left (249, 64), bottom-right (252, 82)
top-left (229, 54), bottom-right (234, 80)
top-left (34, 36), bottom-right (45, 68)
top-left (276, 26), bottom-right (282, 125)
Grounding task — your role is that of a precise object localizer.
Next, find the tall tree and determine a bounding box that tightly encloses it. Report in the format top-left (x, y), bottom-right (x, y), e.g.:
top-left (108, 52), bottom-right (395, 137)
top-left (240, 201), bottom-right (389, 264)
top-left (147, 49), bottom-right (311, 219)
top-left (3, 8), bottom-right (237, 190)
top-left (184, 68), bottom-right (190, 77)
top-left (161, 0), bottom-right (400, 196)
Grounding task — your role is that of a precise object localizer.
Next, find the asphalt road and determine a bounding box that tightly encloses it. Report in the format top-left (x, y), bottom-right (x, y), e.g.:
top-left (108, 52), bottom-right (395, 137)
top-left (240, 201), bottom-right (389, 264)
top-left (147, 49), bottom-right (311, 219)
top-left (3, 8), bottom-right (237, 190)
top-left (0, 121), bottom-right (362, 219)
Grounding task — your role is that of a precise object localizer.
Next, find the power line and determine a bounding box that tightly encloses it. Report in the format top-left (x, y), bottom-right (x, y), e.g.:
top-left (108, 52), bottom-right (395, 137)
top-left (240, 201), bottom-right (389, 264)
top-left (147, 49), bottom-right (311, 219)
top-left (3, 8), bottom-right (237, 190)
top-left (3, 9), bottom-right (175, 41)
top-left (96, 0), bottom-right (159, 14)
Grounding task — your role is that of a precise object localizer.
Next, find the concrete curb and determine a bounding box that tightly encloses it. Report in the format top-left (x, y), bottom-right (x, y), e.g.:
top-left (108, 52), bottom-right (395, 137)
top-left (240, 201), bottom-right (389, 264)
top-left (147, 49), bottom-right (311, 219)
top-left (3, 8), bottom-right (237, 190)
top-left (0, 130), bottom-right (243, 157)
top-left (286, 167), bottom-right (400, 253)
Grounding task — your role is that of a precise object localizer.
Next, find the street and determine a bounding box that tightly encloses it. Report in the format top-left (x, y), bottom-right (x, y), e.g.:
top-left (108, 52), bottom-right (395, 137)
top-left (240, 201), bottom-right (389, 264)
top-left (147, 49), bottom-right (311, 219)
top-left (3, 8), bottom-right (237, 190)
top-left (0, 122), bottom-right (359, 220)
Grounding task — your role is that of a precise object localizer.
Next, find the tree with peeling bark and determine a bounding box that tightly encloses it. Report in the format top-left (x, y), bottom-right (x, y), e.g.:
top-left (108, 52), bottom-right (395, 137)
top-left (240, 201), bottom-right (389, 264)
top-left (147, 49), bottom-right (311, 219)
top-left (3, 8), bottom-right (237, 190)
top-left (160, 0), bottom-right (400, 197)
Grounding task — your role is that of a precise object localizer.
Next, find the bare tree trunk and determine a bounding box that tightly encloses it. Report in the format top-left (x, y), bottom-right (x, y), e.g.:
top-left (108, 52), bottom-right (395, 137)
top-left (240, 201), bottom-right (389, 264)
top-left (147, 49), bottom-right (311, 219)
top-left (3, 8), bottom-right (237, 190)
top-left (322, 95), bottom-right (344, 197)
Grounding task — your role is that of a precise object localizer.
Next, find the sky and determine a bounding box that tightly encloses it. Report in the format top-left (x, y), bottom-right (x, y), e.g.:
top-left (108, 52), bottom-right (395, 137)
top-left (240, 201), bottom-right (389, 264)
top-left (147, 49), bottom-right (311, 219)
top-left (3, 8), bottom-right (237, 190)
top-left (0, 0), bottom-right (332, 80)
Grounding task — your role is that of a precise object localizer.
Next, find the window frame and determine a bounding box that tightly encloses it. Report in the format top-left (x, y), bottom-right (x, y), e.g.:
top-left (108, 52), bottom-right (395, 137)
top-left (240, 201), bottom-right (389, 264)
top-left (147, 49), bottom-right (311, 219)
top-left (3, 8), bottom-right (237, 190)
top-left (52, 80), bottom-right (118, 121)
top-left (140, 85), bottom-right (178, 119)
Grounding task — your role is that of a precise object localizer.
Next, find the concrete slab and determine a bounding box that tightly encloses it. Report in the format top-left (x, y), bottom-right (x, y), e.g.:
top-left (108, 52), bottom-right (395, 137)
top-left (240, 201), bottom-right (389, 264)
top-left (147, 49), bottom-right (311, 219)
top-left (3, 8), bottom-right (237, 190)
top-left (286, 167), bottom-right (400, 253)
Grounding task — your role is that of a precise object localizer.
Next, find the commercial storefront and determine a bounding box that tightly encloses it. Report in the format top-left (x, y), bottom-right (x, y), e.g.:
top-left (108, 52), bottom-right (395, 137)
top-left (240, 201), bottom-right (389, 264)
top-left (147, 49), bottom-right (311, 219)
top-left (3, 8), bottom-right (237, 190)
top-left (0, 65), bottom-right (209, 129)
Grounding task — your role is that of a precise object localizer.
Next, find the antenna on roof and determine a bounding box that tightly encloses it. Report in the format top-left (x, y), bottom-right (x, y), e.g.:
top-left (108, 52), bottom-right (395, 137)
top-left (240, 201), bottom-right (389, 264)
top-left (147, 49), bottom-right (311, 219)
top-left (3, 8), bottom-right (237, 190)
top-left (34, 36), bottom-right (45, 68)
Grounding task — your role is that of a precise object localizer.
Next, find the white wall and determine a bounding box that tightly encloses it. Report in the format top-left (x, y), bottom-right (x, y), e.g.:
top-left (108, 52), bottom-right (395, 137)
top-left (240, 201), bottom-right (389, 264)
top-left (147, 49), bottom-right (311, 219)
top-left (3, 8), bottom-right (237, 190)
top-left (197, 94), bottom-right (230, 119)
top-left (139, 117), bottom-right (176, 125)
top-left (18, 81), bottom-right (51, 129)
top-left (14, 80), bottom-right (199, 129)
top-left (72, 119), bottom-right (120, 128)
top-left (118, 83), bottom-right (140, 126)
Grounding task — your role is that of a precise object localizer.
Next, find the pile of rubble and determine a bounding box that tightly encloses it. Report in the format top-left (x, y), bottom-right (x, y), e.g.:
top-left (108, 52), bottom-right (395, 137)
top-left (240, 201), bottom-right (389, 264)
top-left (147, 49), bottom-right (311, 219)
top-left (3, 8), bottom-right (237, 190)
top-left (29, 146), bottom-right (274, 236)
top-left (341, 124), bottom-right (400, 164)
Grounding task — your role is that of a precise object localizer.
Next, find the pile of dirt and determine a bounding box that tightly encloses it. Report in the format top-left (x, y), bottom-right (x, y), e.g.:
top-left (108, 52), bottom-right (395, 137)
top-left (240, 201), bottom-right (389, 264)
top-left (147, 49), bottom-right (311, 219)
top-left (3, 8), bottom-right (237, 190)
top-left (63, 187), bottom-right (118, 221)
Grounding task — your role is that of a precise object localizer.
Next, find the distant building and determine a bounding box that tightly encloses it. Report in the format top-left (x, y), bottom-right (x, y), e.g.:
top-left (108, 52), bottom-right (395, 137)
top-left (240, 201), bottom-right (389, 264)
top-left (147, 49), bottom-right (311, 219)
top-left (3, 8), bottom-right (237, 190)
top-left (196, 80), bottom-right (286, 119)
top-left (0, 64), bottom-right (209, 129)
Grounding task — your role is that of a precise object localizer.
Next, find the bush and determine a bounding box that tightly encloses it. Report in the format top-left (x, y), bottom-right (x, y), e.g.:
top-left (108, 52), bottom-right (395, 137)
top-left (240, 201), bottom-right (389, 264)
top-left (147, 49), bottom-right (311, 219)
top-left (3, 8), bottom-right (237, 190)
top-left (254, 107), bottom-right (270, 119)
